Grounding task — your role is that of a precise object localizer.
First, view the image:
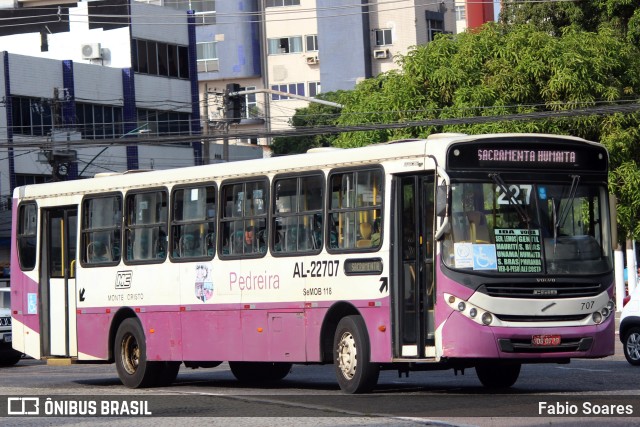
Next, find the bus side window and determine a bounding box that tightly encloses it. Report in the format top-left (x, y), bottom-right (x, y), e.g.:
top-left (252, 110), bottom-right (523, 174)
top-left (125, 190), bottom-right (168, 263)
top-left (17, 203), bottom-right (38, 270)
top-left (81, 195), bottom-right (122, 266)
top-left (328, 168), bottom-right (382, 251)
top-left (272, 173), bottom-right (323, 255)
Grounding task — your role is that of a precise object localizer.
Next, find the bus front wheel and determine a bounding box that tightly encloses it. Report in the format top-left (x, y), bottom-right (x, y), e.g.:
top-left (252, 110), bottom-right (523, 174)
top-left (114, 318), bottom-right (159, 388)
top-left (475, 363), bottom-right (521, 388)
top-left (333, 315), bottom-right (379, 394)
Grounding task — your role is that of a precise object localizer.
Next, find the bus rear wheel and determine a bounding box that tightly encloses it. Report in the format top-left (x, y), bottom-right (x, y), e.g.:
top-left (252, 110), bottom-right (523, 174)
top-left (114, 318), bottom-right (159, 388)
top-left (333, 315), bottom-right (379, 394)
top-left (229, 362), bottom-right (292, 382)
top-left (475, 363), bottom-right (521, 388)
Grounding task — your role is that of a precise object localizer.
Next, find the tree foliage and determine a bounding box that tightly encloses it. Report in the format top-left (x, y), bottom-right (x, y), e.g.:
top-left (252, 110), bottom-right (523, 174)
top-left (334, 23), bottom-right (640, 240)
top-left (499, 0), bottom-right (640, 44)
top-left (270, 92), bottom-right (344, 156)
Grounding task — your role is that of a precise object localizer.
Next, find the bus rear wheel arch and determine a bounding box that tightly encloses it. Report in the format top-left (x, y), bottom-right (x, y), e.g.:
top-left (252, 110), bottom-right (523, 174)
top-left (333, 315), bottom-right (380, 394)
top-left (114, 317), bottom-right (161, 388)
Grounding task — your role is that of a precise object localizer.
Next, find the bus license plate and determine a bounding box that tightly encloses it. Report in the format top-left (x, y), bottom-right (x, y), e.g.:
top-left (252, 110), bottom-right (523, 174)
top-left (532, 334), bottom-right (560, 346)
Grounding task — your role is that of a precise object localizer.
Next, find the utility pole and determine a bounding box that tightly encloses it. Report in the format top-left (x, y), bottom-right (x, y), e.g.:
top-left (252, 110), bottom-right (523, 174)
top-left (203, 85), bottom-right (210, 165)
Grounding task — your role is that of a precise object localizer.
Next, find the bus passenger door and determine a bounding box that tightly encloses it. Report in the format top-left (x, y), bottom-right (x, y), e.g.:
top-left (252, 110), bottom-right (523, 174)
top-left (393, 175), bottom-right (435, 358)
top-left (40, 207), bottom-right (78, 357)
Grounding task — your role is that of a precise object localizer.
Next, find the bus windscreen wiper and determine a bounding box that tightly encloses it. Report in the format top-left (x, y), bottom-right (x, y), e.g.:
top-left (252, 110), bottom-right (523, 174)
top-left (554, 174), bottom-right (581, 235)
top-left (489, 173), bottom-right (530, 224)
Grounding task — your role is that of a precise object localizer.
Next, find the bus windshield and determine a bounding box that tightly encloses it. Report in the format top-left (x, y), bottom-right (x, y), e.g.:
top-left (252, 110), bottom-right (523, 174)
top-left (442, 180), bottom-right (612, 275)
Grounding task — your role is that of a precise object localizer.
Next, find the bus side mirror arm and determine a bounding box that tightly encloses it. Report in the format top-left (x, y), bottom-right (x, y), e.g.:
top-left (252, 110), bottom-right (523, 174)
top-left (434, 166), bottom-right (450, 241)
top-left (610, 194), bottom-right (618, 251)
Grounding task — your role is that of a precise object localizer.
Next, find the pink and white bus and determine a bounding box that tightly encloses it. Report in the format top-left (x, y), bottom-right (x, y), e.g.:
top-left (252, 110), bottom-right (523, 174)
top-left (10, 133), bottom-right (616, 393)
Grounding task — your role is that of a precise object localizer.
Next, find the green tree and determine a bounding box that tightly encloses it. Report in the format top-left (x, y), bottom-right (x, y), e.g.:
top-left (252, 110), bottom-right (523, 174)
top-left (499, 0), bottom-right (640, 44)
top-left (270, 92), bottom-right (344, 156)
top-left (334, 23), bottom-right (640, 241)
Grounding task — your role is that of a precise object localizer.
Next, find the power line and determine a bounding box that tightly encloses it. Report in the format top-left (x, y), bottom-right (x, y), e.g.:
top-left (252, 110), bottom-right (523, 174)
top-left (1, 101), bottom-right (638, 149)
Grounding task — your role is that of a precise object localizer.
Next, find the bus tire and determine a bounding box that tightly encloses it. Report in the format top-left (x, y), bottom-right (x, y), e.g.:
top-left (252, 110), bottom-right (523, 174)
top-left (475, 363), bottom-right (521, 388)
top-left (114, 318), bottom-right (159, 388)
top-left (623, 327), bottom-right (640, 366)
top-left (229, 362), bottom-right (292, 382)
top-left (333, 315), bottom-right (379, 394)
top-left (156, 362), bottom-right (181, 386)
top-left (0, 351), bottom-right (22, 366)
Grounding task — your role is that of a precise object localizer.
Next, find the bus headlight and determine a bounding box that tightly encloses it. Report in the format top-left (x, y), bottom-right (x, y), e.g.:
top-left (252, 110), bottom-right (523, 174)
top-left (444, 293), bottom-right (497, 326)
top-left (592, 298), bottom-right (615, 324)
top-left (605, 298), bottom-right (615, 316)
top-left (481, 312), bottom-right (493, 325)
top-left (592, 312), bottom-right (603, 324)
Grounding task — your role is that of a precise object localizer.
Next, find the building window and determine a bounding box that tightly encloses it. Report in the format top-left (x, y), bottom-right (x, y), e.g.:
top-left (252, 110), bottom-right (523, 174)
top-left (305, 34), bottom-right (318, 51)
top-left (426, 11), bottom-right (445, 42)
top-left (137, 109), bottom-right (192, 137)
top-left (194, 11), bottom-right (216, 25)
top-left (242, 86), bottom-right (258, 118)
top-left (270, 83), bottom-right (305, 100)
top-left (455, 5), bottom-right (466, 21)
top-left (374, 29), bottom-right (392, 46)
top-left (196, 41), bottom-right (219, 72)
top-left (133, 38), bottom-right (190, 79)
top-left (169, 0), bottom-right (216, 24)
top-left (76, 102), bottom-right (124, 139)
top-left (308, 81), bottom-right (321, 97)
top-left (268, 36), bottom-right (303, 54)
top-left (266, 0), bottom-right (300, 6)
top-left (10, 96), bottom-right (52, 137)
top-left (15, 174), bottom-right (48, 187)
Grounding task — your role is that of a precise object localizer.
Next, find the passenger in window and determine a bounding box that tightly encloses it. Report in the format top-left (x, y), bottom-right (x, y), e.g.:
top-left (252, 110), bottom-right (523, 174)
top-left (89, 240), bottom-right (110, 263)
top-left (244, 226), bottom-right (256, 253)
top-left (371, 218), bottom-right (381, 247)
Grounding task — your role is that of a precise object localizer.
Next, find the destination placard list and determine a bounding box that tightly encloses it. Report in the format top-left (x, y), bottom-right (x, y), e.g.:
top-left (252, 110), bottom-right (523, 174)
top-left (494, 229), bottom-right (542, 273)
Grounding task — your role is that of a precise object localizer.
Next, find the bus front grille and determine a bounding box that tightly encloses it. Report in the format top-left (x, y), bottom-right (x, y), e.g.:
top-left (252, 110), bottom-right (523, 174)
top-left (494, 314), bottom-right (589, 322)
top-left (480, 283), bottom-right (602, 298)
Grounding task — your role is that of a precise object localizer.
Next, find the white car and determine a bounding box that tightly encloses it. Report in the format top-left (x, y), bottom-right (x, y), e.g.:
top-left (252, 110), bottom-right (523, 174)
top-left (620, 287), bottom-right (640, 365)
top-left (0, 287), bottom-right (22, 366)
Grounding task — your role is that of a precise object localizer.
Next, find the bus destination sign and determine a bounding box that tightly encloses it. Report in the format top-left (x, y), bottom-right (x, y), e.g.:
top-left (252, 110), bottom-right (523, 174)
top-left (477, 149), bottom-right (576, 164)
top-left (494, 229), bottom-right (542, 273)
top-left (447, 140), bottom-right (607, 172)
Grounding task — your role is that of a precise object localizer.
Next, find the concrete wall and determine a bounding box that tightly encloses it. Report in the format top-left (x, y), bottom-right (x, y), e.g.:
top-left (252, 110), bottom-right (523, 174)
top-left (317, 0), bottom-right (370, 92)
top-left (196, 0), bottom-right (261, 80)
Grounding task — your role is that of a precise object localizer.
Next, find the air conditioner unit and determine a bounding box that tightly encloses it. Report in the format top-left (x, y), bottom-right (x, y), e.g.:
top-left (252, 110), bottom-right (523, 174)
top-left (306, 56), bottom-right (319, 65)
top-left (81, 43), bottom-right (102, 59)
top-left (373, 49), bottom-right (389, 59)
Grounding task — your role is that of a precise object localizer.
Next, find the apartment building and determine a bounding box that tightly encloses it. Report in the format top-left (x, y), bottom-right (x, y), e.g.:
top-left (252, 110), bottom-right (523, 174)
top-left (177, 0), bottom-right (494, 143)
top-left (0, 0), bottom-right (263, 261)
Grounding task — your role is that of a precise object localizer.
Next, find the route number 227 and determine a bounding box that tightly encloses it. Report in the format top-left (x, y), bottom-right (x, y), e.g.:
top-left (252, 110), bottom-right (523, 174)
top-left (496, 184), bottom-right (533, 205)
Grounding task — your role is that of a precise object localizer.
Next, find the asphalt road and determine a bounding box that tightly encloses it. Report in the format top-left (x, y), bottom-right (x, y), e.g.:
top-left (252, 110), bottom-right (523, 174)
top-left (1, 316), bottom-right (639, 426)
